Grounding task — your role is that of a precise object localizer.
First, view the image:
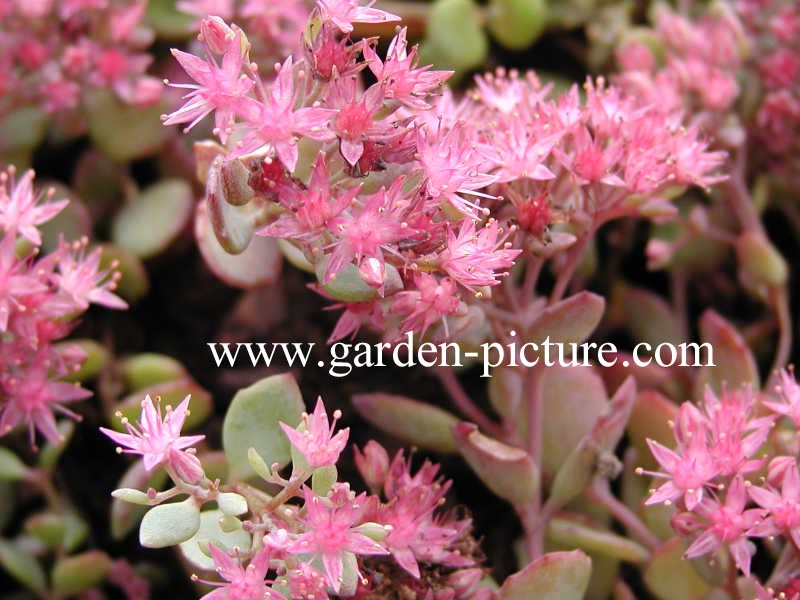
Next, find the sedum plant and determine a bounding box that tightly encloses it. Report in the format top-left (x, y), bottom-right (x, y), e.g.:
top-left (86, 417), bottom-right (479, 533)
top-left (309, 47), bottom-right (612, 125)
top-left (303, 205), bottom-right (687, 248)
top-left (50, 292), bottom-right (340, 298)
top-left (0, 0), bottom-right (797, 597)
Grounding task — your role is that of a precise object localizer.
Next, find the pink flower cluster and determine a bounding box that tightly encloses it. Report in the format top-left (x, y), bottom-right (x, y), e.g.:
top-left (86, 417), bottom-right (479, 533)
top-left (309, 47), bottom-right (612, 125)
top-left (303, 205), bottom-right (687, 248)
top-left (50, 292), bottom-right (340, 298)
top-left (614, 4), bottom-right (745, 137)
top-left (165, 5), bottom-right (726, 346)
top-left (640, 369), bottom-right (800, 586)
top-left (105, 395), bottom-right (486, 600)
top-left (0, 0), bottom-right (162, 117)
top-left (738, 0), bottom-right (800, 178)
top-left (0, 166), bottom-right (126, 446)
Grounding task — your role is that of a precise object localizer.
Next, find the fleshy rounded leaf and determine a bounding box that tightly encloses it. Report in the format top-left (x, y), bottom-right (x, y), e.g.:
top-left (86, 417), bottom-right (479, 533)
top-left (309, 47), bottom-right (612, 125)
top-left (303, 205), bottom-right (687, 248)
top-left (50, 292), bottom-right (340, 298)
top-left (179, 509), bottom-right (251, 570)
top-left (352, 393), bottom-right (459, 453)
top-left (52, 551), bottom-right (111, 596)
top-left (84, 90), bottom-right (169, 161)
top-left (222, 373), bottom-right (305, 480)
top-left (112, 179), bottom-right (194, 259)
top-left (139, 498), bottom-right (201, 548)
top-left (58, 339), bottom-right (110, 383)
top-left (422, 0), bottom-right (488, 75)
top-left (217, 493), bottom-right (248, 517)
top-left (541, 364), bottom-right (608, 474)
top-left (195, 202), bottom-right (283, 289)
top-left (526, 291), bottom-right (605, 349)
top-left (487, 0), bottom-right (548, 50)
top-left (97, 243), bottom-right (150, 303)
top-left (0, 447), bottom-right (28, 481)
top-left (695, 310), bottom-right (759, 397)
top-left (111, 462), bottom-right (168, 540)
top-left (0, 539), bottom-right (47, 593)
top-left (453, 422), bottom-right (539, 505)
top-left (119, 353), bottom-right (188, 392)
top-left (644, 537), bottom-right (712, 600)
top-left (499, 550), bottom-right (591, 600)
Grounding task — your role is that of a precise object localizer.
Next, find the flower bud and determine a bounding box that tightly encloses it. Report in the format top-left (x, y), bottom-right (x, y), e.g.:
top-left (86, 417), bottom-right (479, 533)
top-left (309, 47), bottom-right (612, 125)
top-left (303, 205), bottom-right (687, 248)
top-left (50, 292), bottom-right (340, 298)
top-left (736, 230), bottom-right (788, 290)
top-left (670, 511), bottom-right (702, 536)
top-left (355, 521), bottom-right (390, 542)
top-left (168, 449), bottom-right (205, 484)
top-left (200, 17), bottom-right (237, 54)
top-left (111, 488), bottom-right (151, 505)
top-left (354, 441), bottom-right (390, 491)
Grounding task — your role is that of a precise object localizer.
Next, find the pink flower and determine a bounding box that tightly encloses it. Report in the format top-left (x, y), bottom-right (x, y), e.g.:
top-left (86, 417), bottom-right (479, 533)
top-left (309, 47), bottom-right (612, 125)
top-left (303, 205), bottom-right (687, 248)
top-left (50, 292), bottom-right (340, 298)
top-left (0, 167), bottom-right (68, 246)
top-left (324, 181), bottom-right (410, 289)
top-left (377, 452), bottom-right (472, 578)
top-left (280, 397), bottom-right (349, 468)
top-left (415, 124), bottom-right (496, 218)
top-left (285, 562), bottom-right (328, 600)
top-left (748, 464), bottom-right (800, 548)
top-left (683, 477), bottom-right (763, 576)
top-left (764, 368), bottom-right (800, 427)
top-left (315, 0), bottom-right (399, 33)
top-left (642, 433), bottom-right (718, 510)
top-left (164, 23), bottom-right (253, 142)
top-left (236, 57), bottom-right (336, 171)
top-left (326, 79), bottom-right (390, 166)
top-left (0, 356), bottom-right (92, 446)
top-left (363, 28), bottom-right (451, 110)
top-left (45, 237), bottom-right (128, 312)
top-left (257, 155), bottom-right (356, 241)
top-left (199, 545), bottom-right (284, 600)
top-left (439, 219), bottom-right (520, 291)
top-left (699, 387), bottom-right (774, 477)
top-left (0, 235), bottom-right (45, 332)
top-left (288, 485), bottom-right (387, 592)
top-left (100, 395), bottom-right (205, 482)
top-left (391, 273), bottom-right (462, 339)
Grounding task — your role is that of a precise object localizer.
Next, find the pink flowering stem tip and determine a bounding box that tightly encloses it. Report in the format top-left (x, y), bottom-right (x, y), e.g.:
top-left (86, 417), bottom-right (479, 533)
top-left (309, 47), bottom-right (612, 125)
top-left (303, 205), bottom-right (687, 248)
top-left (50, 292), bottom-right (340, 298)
top-left (279, 397), bottom-right (349, 468)
top-left (100, 394), bottom-right (205, 482)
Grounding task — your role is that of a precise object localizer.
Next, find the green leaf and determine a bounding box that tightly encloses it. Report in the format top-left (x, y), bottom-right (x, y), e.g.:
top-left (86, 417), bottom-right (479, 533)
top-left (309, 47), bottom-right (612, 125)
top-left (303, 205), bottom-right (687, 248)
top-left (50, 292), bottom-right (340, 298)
top-left (422, 0), bottom-right (488, 75)
top-left (110, 462), bottom-right (168, 540)
top-left (525, 291), bottom-right (605, 349)
top-left (547, 517), bottom-right (650, 563)
top-left (315, 256), bottom-right (402, 303)
top-left (37, 421), bottom-right (76, 469)
top-left (487, 0), bottom-right (548, 49)
top-left (139, 498), bottom-right (201, 548)
top-left (145, 0), bottom-right (194, 39)
top-left (694, 310), bottom-right (759, 398)
top-left (351, 393), bottom-right (459, 453)
top-left (119, 353), bottom-right (188, 391)
top-left (97, 243), bottom-right (150, 304)
top-left (0, 447), bottom-right (28, 481)
top-left (52, 551), bottom-right (111, 596)
top-left (499, 550), bottom-right (591, 600)
top-left (548, 377), bottom-right (635, 508)
top-left (112, 179), bottom-right (194, 259)
top-left (222, 373), bottom-right (305, 480)
top-left (57, 339), bottom-right (110, 383)
top-left (0, 539), bottom-right (47, 593)
top-left (612, 284), bottom-right (686, 349)
top-left (84, 90), bottom-right (169, 161)
top-left (217, 493), bottom-right (248, 517)
top-left (179, 509), bottom-right (251, 570)
top-left (540, 364), bottom-right (608, 474)
top-left (644, 537), bottom-right (712, 600)
top-left (453, 423), bottom-right (539, 505)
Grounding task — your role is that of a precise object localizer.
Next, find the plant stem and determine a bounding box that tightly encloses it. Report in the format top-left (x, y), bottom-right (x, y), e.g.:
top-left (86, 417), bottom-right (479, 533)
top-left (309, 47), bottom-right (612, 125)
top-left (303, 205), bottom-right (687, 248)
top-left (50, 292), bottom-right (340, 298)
top-left (523, 365), bottom-right (545, 559)
top-left (768, 286), bottom-right (792, 379)
top-left (549, 229), bottom-right (592, 304)
top-left (434, 366), bottom-right (505, 438)
top-left (585, 479), bottom-right (660, 550)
